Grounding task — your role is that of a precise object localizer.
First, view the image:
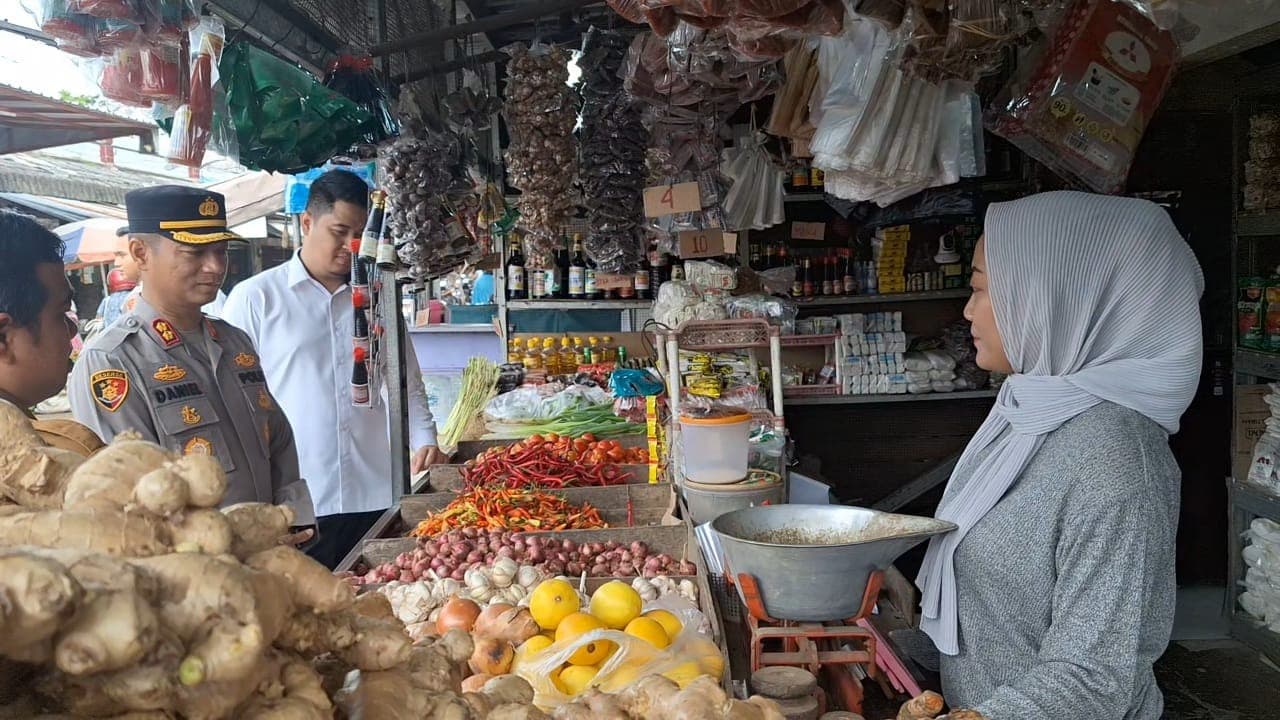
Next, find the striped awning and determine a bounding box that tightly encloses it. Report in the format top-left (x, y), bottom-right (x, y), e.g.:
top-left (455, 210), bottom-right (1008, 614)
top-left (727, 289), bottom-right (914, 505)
top-left (0, 84), bottom-right (154, 155)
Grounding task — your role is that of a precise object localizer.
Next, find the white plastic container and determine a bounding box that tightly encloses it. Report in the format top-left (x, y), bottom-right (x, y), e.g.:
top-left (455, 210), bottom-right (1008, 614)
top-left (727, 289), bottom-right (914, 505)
top-left (679, 410), bottom-right (751, 483)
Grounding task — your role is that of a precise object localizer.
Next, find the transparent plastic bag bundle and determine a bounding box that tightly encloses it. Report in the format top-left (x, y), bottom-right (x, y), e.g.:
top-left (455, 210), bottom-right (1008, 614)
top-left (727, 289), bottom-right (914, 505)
top-left (514, 598), bottom-right (722, 707)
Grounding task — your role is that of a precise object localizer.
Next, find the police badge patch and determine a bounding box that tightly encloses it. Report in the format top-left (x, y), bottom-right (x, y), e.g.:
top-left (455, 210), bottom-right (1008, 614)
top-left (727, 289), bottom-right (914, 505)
top-left (89, 369), bottom-right (129, 412)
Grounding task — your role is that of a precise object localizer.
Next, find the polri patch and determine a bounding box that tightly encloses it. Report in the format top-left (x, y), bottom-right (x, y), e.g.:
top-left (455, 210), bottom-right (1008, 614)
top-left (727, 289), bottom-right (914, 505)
top-left (153, 364), bottom-right (187, 382)
top-left (184, 437), bottom-right (214, 456)
top-left (152, 319), bottom-right (180, 348)
top-left (181, 405), bottom-right (202, 425)
top-left (234, 352), bottom-right (257, 368)
top-left (89, 369), bottom-right (129, 412)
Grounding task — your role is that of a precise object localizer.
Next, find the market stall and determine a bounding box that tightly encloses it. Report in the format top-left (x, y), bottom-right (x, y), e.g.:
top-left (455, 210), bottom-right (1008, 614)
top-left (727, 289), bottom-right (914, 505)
top-left (5, 0), bottom-right (1262, 717)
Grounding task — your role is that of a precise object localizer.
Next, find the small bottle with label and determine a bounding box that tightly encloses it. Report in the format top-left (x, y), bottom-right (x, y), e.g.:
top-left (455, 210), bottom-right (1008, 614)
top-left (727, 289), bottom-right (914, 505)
top-left (635, 254), bottom-right (651, 300)
top-left (542, 337), bottom-right (560, 375)
top-left (351, 347), bottom-right (370, 407)
top-left (530, 265), bottom-right (547, 299)
top-left (559, 337), bottom-right (578, 374)
top-left (568, 234), bottom-right (587, 299)
top-left (353, 307), bottom-right (370, 354)
top-left (522, 337), bottom-right (543, 370)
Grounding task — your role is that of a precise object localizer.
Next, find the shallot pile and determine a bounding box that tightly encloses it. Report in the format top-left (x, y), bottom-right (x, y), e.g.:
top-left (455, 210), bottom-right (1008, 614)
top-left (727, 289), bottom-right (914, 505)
top-left (578, 27), bottom-right (649, 273)
top-left (358, 529), bottom-right (697, 585)
top-left (503, 44), bottom-right (578, 259)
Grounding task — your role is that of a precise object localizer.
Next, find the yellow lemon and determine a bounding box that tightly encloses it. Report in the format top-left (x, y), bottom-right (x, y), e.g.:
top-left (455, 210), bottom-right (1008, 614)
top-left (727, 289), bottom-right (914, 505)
top-left (529, 579), bottom-right (580, 631)
top-left (685, 636), bottom-right (726, 679)
top-left (555, 612), bottom-right (612, 666)
top-left (624, 617), bottom-right (670, 649)
top-left (557, 664), bottom-right (599, 696)
top-left (589, 580), bottom-right (643, 630)
top-left (599, 661), bottom-right (647, 693)
top-left (517, 635), bottom-right (554, 659)
top-left (644, 609), bottom-right (683, 640)
top-left (550, 666), bottom-right (569, 694)
top-left (661, 661), bottom-right (705, 688)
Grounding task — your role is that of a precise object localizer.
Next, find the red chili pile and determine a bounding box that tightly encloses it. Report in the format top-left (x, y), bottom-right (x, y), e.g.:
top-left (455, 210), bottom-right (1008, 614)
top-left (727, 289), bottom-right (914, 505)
top-left (462, 434), bottom-right (640, 489)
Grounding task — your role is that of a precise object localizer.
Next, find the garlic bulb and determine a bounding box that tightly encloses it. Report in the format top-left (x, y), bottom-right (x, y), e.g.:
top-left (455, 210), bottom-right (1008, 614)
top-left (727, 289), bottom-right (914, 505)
top-left (470, 585), bottom-right (495, 604)
top-left (679, 580), bottom-right (698, 603)
top-left (508, 584), bottom-right (529, 601)
top-left (632, 577), bottom-right (660, 603)
top-left (516, 565), bottom-right (541, 589)
top-left (491, 557), bottom-right (519, 588)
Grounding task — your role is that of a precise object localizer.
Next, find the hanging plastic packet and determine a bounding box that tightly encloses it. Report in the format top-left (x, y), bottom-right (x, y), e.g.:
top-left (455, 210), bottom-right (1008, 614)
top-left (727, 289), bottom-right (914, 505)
top-left (166, 17), bottom-right (226, 167)
top-left (324, 53), bottom-right (400, 144)
top-left (988, 0), bottom-right (1178, 193)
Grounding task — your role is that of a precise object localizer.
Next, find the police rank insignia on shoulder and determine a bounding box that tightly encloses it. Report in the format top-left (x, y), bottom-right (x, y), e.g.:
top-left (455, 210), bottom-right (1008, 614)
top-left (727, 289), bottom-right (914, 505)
top-left (89, 370), bottom-right (129, 412)
top-left (184, 437), bottom-right (213, 456)
top-left (257, 388), bottom-right (273, 411)
top-left (234, 352), bottom-right (257, 368)
top-left (153, 365), bottom-right (187, 382)
top-left (181, 406), bottom-right (202, 425)
top-left (152, 319), bottom-right (180, 348)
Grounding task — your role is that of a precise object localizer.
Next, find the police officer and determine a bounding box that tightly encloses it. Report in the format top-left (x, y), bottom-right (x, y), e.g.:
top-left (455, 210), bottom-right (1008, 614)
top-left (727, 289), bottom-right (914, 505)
top-left (70, 186), bottom-right (316, 532)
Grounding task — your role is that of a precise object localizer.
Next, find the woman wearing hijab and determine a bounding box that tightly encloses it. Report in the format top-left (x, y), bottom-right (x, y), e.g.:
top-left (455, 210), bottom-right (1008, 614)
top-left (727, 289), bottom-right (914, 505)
top-left (915, 191), bottom-right (1204, 719)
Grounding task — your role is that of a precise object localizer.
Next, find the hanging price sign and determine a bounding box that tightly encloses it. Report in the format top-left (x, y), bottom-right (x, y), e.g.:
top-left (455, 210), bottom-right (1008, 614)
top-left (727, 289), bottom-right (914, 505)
top-left (791, 222), bottom-right (826, 241)
top-left (678, 230), bottom-right (722, 259)
top-left (643, 182), bottom-right (701, 217)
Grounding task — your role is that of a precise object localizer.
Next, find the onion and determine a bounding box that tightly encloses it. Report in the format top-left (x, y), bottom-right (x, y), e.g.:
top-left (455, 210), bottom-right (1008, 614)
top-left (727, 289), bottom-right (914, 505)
top-left (620, 551), bottom-right (632, 563)
top-left (512, 537), bottom-right (526, 550)
top-left (605, 541), bottom-right (619, 551)
top-left (497, 546), bottom-right (514, 558)
top-left (562, 540), bottom-right (577, 552)
top-left (462, 528), bottom-right (478, 538)
top-left (467, 551), bottom-right (484, 563)
top-left (591, 563), bottom-right (608, 575)
top-left (528, 549), bottom-right (545, 563)
top-left (437, 597), bottom-right (482, 635)
top-left (567, 562), bottom-right (584, 575)
top-left (450, 567), bottom-right (466, 581)
top-left (544, 560), bottom-right (565, 575)
top-left (630, 541), bottom-right (647, 556)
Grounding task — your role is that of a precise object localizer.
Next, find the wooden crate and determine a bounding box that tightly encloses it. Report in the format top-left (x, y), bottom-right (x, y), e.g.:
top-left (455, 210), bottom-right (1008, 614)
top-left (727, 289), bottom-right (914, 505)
top-left (421, 464), bottom-right (657, 494)
top-left (337, 485), bottom-right (677, 572)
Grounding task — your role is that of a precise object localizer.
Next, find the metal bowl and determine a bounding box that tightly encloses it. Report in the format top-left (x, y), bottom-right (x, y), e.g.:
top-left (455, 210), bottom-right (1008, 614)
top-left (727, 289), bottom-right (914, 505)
top-left (711, 504), bottom-right (957, 622)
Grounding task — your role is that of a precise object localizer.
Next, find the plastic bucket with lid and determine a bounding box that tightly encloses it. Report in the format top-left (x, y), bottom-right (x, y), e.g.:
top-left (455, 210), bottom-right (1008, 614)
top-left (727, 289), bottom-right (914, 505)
top-left (679, 410), bottom-right (751, 483)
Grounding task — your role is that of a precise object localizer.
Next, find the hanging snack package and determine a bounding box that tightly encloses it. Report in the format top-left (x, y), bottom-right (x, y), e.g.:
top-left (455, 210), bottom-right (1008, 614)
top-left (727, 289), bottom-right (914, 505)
top-left (98, 47), bottom-right (149, 107)
top-left (138, 44), bottom-right (181, 105)
top-left (142, 0), bottom-right (198, 45)
top-left (68, 0), bottom-right (134, 20)
top-left (988, 0), bottom-right (1178, 193)
top-left (167, 17), bottom-right (226, 167)
top-left (36, 0), bottom-right (99, 55)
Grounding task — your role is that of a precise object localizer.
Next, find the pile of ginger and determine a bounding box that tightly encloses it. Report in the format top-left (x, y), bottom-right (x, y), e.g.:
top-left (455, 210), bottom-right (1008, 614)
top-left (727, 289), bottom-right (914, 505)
top-left (0, 406), bottom-right (786, 719)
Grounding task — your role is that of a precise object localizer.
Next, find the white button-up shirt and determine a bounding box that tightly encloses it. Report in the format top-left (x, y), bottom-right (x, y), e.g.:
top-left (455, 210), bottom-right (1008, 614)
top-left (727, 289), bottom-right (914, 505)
top-left (222, 254), bottom-right (437, 517)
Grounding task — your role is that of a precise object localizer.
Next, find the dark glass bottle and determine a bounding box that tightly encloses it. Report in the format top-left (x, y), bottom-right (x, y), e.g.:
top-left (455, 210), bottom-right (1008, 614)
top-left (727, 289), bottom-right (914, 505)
top-left (506, 235), bottom-right (526, 300)
top-left (635, 251), bottom-right (652, 300)
top-left (568, 234), bottom-right (587, 300)
top-left (351, 346), bottom-right (370, 407)
top-left (802, 257), bottom-right (815, 297)
top-left (553, 237), bottom-right (570, 300)
top-left (359, 190), bottom-right (384, 265)
top-left (648, 247), bottom-right (665, 298)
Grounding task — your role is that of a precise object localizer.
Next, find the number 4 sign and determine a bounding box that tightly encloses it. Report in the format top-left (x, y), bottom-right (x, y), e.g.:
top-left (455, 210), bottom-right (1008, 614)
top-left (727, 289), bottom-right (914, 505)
top-left (643, 182), bottom-right (701, 217)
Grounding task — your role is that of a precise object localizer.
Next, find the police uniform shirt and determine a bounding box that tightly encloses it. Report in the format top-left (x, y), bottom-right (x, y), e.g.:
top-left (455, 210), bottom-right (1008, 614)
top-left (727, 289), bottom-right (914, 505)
top-left (68, 294), bottom-right (315, 525)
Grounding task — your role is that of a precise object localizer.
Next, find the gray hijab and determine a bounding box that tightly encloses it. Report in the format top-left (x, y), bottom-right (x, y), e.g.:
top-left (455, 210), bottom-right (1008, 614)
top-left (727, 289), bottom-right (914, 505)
top-left (916, 191), bottom-right (1204, 655)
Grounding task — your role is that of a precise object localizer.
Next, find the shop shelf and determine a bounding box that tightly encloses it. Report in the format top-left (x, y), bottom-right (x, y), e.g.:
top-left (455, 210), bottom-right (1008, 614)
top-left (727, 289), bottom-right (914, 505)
top-left (784, 389), bottom-right (998, 406)
top-left (506, 299), bottom-right (652, 310)
top-left (1238, 213), bottom-right (1280, 237)
top-left (791, 289), bottom-right (970, 307)
top-left (780, 333), bottom-right (839, 347)
top-left (782, 384), bottom-right (840, 398)
top-left (670, 318), bottom-right (776, 351)
top-left (1237, 348), bottom-right (1280, 379)
top-left (1230, 478), bottom-right (1280, 521)
top-left (784, 192), bottom-right (827, 203)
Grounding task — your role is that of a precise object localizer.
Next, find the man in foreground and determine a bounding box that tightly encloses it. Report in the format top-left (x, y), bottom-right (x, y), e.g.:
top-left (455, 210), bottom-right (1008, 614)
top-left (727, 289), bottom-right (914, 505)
top-left (70, 186), bottom-right (315, 534)
top-left (223, 169), bottom-right (444, 568)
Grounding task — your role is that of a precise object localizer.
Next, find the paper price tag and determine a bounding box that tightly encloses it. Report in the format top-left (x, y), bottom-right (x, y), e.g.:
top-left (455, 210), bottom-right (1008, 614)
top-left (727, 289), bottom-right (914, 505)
top-left (643, 182), bottom-right (701, 217)
top-left (595, 273), bottom-right (634, 290)
top-left (722, 232), bottom-right (738, 255)
top-left (678, 230), bottom-right (722, 259)
top-left (791, 222), bottom-right (826, 241)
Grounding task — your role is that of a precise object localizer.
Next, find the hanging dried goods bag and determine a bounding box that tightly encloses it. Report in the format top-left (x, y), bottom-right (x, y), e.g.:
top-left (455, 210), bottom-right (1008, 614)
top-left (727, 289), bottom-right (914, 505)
top-left (988, 0), bottom-right (1178, 193)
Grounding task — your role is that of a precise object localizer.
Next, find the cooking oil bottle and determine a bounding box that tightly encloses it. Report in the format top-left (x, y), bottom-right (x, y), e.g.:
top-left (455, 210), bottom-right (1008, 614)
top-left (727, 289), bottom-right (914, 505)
top-left (559, 336), bottom-right (578, 374)
top-left (507, 336), bottom-right (522, 364)
top-left (522, 337), bottom-right (543, 370)
top-left (587, 336), bottom-right (601, 365)
top-left (542, 337), bottom-right (560, 375)
top-left (602, 335), bottom-right (617, 363)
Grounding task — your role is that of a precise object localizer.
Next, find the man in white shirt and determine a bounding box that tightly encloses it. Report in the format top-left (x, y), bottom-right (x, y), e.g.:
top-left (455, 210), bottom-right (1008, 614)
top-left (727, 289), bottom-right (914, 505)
top-left (222, 170), bottom-right (446, 568)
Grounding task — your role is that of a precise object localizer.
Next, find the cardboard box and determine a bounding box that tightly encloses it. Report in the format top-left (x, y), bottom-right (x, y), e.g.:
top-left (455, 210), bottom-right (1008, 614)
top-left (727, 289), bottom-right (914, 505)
top-left (1235, 384), bottom-right (1272, 481)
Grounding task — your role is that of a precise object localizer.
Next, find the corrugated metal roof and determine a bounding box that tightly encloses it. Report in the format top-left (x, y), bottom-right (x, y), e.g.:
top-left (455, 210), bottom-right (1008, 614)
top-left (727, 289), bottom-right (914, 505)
top-left (0, 84), bottom-right (154, 155)
top-left (0, 151), bottom-right (190, 204)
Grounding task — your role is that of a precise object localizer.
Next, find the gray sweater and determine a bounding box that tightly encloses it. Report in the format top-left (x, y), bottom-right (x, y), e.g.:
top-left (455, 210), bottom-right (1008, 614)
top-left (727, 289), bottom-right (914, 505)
top-left (939, 402), bottom-right (1179, 720)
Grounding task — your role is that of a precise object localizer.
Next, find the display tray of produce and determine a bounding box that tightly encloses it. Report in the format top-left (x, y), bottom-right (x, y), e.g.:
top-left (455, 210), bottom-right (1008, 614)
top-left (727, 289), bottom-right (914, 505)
top-left (422, 464), bottom-right (658, 493)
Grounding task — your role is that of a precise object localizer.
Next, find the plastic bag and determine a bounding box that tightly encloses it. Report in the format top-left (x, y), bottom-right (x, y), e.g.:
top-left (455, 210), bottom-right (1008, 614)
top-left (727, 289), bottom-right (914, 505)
top-left (166, 17), bottom-right (226, 167)
top-left (988, 0), bottom-right (1178, 193)
top-left (99, 48), bottom-right (149, 107)
top-left (484, 385), bottom-right (612, 423)
top-left (515, 596), bottom-right (722, 707)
